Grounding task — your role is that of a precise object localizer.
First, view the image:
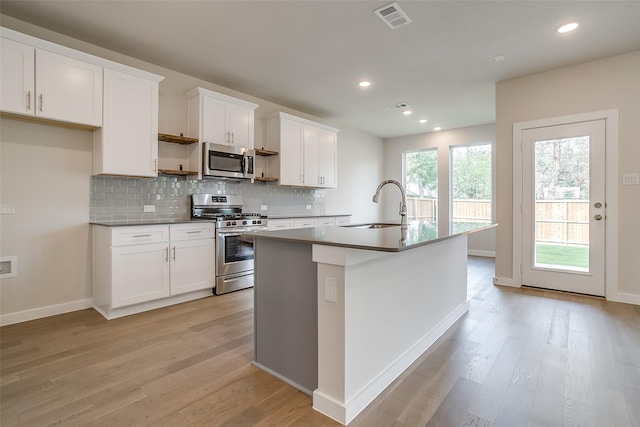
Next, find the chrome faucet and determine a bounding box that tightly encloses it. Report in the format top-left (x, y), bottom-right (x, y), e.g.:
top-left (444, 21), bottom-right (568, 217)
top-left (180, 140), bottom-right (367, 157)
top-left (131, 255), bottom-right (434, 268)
top-left (372, 179), bottom-right (408, 230)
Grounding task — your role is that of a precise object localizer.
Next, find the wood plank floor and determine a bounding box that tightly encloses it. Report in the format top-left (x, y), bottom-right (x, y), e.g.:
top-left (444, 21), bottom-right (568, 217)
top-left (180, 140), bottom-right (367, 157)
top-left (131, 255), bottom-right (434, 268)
top-left (1, 256), bottom-right (639, 426)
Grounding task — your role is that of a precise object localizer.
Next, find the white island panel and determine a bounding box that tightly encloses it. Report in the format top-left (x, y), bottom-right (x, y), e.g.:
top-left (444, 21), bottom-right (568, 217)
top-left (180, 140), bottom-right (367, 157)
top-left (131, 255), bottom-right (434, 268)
top-left (312, 235), bottom-right (469, 424)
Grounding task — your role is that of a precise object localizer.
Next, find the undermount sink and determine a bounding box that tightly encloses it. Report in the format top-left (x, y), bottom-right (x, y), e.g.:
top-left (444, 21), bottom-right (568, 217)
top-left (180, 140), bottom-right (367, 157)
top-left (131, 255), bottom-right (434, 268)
top-left (346, 223), bottom-right (400, 229)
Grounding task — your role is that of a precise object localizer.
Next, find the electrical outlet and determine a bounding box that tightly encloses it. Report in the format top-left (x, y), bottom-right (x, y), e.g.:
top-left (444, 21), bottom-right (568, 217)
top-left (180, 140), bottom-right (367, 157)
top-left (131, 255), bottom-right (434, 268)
top-left (306, 204), bottom-right (312, 210)
top-left (324, 277), bottom-right (338, 303)
top-left (143, 205), bottom-right (156, 213)
top-left (261, 205), bottom-right (268, 211)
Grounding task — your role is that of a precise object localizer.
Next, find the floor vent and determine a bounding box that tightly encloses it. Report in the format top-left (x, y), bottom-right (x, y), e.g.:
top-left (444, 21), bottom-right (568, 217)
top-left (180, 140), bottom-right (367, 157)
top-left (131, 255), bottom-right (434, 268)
top-left (386, 102), bottom-right (410, 111)
top-left (374, 2), bottom-right (412, 29)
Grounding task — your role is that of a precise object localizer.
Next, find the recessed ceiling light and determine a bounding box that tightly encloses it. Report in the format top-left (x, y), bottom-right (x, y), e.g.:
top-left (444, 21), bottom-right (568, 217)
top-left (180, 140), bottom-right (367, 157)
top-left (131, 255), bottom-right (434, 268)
top-left (434, 126), bottom-right (442, 131)
top-left (557, 21), bottom-right (579, 33)
top-left (403, 110), bottom-right (412, 115)
top-left (358, 81), bottom-right (371, 87)
top-left (419, 119), bottom-right (427, 124)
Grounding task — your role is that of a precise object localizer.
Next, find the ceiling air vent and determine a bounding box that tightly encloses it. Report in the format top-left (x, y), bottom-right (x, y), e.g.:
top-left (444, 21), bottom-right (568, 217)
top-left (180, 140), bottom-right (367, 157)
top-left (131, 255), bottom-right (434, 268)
top-left (386, 102), bottom-right (410, 111)
top-left (374, 2), bottom-right (412, 29)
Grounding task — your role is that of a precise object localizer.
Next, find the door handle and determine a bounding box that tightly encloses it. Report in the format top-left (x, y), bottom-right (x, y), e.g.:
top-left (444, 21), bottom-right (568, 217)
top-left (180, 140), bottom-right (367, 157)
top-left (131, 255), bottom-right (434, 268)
top-left (594, 214), bottom-right (603, 220)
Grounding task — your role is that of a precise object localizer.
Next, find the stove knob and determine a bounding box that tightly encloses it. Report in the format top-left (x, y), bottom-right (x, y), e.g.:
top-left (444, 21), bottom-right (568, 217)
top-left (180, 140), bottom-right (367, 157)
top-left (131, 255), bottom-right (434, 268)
top-left (243, 220), bottom-right (248, 225)
top-left (226, 221), bottom-right (231, 226)
top-left (232, 221), bottom-right (237, 226)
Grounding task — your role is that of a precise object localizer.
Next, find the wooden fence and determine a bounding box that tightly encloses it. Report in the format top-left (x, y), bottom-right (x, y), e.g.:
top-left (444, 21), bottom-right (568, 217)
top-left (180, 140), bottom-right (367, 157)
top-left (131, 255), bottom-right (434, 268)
top-left (407, 198), bottom-right (589, 245)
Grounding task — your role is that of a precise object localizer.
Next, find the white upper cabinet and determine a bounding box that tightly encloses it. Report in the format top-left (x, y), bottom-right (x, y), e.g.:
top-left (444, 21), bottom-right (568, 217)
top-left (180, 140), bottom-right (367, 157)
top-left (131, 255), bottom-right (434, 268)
top-left (35, 50), bottom-right (103, 127)
top-left (1, 38), bottom-right (34, 115)
top-left (319, 129), bottom-right (338, 188)
top-left (186, 87), bottom-right (258, 179)
top-left (93, 68), bottom-right (162, 177)
top-left (266, 112), bottom-right (339, 188)
top-left (1, 37), bottom-right (103, 127)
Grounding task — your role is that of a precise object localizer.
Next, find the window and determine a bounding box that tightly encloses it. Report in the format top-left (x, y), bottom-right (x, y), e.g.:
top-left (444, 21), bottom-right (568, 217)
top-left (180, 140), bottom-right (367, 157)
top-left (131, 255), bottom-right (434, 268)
top-left (404, 149), bottom-right (438, 221)
top-left (450, 143), bottom-right (493, 233)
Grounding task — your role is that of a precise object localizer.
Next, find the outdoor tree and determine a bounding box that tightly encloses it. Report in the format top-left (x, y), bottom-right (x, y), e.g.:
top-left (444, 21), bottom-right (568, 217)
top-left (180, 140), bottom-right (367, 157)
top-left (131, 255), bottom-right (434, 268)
top-left (405, 150), bottom-right (438, 198)
top-left (451, 145), bottom-right (492, 200)
top-left (534, 137), bottom-right (589, 200)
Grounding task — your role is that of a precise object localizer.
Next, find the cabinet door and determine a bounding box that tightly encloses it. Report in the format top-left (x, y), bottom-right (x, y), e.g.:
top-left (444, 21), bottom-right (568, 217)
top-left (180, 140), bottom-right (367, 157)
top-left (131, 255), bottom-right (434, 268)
top-left (201, 95), bottom-right (228, 145)
top-left (170, 239), bottom-right (215, 295)
top-left (97, 68), bottom-right (158, 177)
top-left (0, 38), bottom-right (35, 115)
top-left (112, 243), bottom-right (170, 308)
top-left (319, 129), bottom-right (337, 188)
top-left (35, 49), bottom-right (103, 127)
top-left (279, 118), bottom-right (304, 186)
top-left (303, 125), bottom-right (320, 186)
top-left (227, 103), bottom-right (254, 148)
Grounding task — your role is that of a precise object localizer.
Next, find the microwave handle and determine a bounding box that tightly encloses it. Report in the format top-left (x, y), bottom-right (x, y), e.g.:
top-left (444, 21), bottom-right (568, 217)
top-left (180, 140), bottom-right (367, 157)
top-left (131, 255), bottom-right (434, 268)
top-left (242, 152), bottom-right (248, 176)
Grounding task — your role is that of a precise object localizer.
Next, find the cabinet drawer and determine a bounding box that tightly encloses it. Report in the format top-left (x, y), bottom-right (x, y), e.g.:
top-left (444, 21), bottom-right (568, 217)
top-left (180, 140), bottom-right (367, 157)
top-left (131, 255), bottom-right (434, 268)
top-left (268, 219), bottom-right (294, 231)
top-left (170, 223), bottom-right (215, 241)
top-left (111, 226), bottom-right (169, 246)
top-left (335, 216), bottom-right (351, 225)
top-left (318, 217), bottom-right (336, 226)
top-left (294, 218), bottom-right (318, 229)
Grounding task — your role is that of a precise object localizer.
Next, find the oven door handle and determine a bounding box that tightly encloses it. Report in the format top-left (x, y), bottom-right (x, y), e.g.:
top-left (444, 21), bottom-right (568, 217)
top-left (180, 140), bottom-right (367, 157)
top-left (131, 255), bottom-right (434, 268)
top-left (218, 227), bottom-right (268, 235)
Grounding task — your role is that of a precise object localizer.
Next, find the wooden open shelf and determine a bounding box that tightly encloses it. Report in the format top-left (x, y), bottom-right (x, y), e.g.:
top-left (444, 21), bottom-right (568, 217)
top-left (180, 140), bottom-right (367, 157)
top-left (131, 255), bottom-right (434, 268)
top-left (254, 176), bottom-right (279, 182)
top-left (158, 169), bottom-right (198, 176)
top-left (158, 133), bottom-right (198, 145)
top-left (255, 148), bottom-right (278, 156)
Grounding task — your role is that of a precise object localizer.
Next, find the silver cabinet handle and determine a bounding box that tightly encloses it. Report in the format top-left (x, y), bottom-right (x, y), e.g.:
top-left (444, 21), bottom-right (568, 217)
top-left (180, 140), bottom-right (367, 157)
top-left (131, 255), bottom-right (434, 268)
top-left (594, 214), bottom-right (603, 220)
top-left (172, 246), bottom-right (176, 260)
top-left (165, 247), bottom-right (169, 262)
top-left (133, 234), bottom-right (152, 238)
top-left (186, 230), bottom-right (202, 234)
top-left (26, 91), bottom-right (31, 110)
top-left (39, 94), bottom-right (43, 112)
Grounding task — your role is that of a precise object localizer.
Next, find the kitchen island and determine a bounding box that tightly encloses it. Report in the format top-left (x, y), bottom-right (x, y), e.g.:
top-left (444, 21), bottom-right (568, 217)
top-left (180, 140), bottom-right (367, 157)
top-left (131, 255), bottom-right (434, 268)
top-left (251, 221), bottom-right (496, 425)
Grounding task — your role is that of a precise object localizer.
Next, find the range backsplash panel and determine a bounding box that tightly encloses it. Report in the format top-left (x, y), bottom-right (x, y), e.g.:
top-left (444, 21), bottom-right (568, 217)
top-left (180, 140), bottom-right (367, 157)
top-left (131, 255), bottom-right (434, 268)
top-left (90, 176), bottom-right (326, 222)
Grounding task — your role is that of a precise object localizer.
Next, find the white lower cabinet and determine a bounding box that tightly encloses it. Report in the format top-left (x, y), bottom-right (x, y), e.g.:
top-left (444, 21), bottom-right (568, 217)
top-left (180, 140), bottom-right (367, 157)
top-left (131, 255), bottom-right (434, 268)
top-left (93, 223), bottom-right (214, 319)
top-left (112, 242), bottom-right (170, 308)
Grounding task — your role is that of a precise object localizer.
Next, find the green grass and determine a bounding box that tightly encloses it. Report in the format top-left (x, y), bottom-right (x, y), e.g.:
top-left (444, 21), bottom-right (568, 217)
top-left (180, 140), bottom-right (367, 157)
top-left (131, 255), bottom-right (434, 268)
top-left (535, 243), bottom-right (589, 269)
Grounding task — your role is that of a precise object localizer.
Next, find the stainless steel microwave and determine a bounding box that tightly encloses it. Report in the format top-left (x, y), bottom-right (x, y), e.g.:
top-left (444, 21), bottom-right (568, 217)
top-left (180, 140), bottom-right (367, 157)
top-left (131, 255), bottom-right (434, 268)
top-left (203, 142), bottom-right (255, 180)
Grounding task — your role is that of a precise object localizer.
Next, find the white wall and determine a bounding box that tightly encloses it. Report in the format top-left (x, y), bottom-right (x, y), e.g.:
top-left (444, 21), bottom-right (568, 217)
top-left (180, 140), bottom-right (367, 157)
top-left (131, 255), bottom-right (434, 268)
top-left (383, 124), bottom-right (496, 255)
top-left (0, 16), bottom-right (384, 323)
top-left (495, 50), bottom-right (640, 300)
top-left (0, 119), bottom-right (93, 319)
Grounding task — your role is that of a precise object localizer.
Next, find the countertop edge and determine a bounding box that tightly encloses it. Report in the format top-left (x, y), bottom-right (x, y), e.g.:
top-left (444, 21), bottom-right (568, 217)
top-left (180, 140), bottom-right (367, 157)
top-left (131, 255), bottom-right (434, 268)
top-left (252, 223), bottom-right (497, 253)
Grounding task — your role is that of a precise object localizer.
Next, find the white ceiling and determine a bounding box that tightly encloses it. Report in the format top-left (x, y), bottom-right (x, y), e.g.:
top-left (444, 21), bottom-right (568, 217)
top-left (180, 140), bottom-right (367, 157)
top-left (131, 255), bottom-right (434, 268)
top-left (1, 1), bottom-right (639, 138)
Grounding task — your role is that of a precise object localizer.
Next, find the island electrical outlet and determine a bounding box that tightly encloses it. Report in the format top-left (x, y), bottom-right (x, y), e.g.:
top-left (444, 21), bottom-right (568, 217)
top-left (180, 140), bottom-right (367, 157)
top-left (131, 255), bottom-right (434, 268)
top-left (324, 277), bottom-right (338, 303)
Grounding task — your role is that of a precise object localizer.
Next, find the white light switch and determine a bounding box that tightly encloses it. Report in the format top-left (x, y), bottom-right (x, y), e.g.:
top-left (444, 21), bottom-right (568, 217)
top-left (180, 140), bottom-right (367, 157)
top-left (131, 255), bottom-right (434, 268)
top-left (0, 205), bottom-right (15, 215)
top-left (261, 205), bottom-right (268, 211)
top-left (623, 173), bottom-right (639, 185)
top-left (324, 277), bottom-right (338, 303)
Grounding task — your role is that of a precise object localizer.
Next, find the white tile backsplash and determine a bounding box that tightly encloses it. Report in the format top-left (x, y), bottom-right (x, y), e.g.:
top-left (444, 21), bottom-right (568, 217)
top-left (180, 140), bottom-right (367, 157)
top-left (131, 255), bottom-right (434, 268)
top-left (90, 176), bottom-right (325, 222)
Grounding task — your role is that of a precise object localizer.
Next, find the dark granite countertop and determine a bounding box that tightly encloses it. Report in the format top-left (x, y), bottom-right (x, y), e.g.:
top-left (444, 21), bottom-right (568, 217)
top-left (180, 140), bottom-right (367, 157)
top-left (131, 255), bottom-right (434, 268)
top-left (251, 221), bottom-right (497, 252)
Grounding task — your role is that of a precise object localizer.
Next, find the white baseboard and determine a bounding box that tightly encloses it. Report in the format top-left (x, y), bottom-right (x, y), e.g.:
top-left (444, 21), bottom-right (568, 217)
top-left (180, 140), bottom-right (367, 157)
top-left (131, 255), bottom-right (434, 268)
top-left (468, 250), bottom-right (495, 258)
top-left (606, 291), bottom-right (640, 306)
top-left (493, 276), bottom-right (521, 288)
top-left (313, 300), bottom-right (470, 425)
top-left (0, 298), bottom-right (93, 326)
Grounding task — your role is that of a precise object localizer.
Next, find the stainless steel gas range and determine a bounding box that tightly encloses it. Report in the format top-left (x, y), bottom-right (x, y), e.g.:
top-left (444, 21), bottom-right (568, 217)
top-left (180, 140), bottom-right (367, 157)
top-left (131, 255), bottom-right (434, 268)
top-left (191, 194), bottom-right (267, 295)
